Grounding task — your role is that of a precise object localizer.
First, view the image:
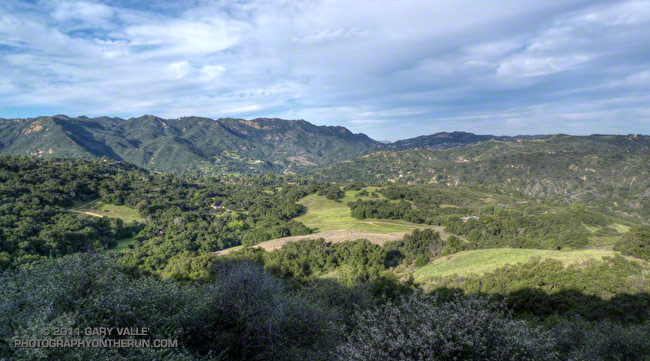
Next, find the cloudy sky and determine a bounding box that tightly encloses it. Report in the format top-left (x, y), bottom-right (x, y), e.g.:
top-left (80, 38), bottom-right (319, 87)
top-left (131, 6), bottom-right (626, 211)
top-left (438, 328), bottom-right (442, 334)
top-left (1, 0), bottom-right (649, 140)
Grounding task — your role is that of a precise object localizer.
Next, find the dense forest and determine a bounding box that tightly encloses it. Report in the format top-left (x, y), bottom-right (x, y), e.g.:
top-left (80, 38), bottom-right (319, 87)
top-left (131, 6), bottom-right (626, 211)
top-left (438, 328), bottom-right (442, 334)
top-left (0, 155), bottom-right (318, 272)
top-left (2, 155), bottom-right (650, 360)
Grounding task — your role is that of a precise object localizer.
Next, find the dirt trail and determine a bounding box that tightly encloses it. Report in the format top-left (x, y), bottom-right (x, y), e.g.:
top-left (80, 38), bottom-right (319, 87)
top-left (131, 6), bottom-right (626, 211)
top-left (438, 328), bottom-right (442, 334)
top-left (216, 230), bottom-right (408, 255)
top-left (69, 210), bottom-right (103, 218)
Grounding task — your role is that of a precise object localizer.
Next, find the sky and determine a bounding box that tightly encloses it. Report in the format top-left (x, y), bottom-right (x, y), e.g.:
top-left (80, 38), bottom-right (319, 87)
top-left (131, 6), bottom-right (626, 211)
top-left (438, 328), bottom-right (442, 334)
top-left (0, 0), bottom-right (649, 140)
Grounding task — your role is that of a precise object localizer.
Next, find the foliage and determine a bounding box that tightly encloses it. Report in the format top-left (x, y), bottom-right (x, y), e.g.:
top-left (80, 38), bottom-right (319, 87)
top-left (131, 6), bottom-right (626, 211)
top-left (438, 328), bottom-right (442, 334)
top-left (255, 238), bottom-right (388, 286)
top-left (415, 248), bottom-right (619, 279)
top-left (616, 226), bottom-right (650, 261)
top-left (294, 191), bottom-right (426, 233)
top-left (551, 317), bottom-right (650, 361)
top-left (313, 135), bottom-right (650, 218)
top-left (317, 184), bottom-right (345, 200)
top-left (0, 156), bottom-right (139, 268)
top-left (338, 292), bottom-right (559, 361)
top-left (0, 254), bottom-right (338, 361)
top-left (0, 115), bottom-right (383, 175)
top-left (384, 228), bottom-right (444, 266)
top-left (342, 182), bottom-right (366, 191)
top-left (424, 256), bottom-right (650, 323)
top-left (0, 155), bottom-right (318, 273)
top-left (349, 185), bottom-right (611, 251)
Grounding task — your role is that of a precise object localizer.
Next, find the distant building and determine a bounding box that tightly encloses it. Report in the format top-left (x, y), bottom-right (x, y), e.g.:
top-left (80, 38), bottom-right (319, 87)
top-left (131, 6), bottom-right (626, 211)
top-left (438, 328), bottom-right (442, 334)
top-left (210, 203), bottom-right (223, 210)
top-left (461, 215), bottom-right (479, 222)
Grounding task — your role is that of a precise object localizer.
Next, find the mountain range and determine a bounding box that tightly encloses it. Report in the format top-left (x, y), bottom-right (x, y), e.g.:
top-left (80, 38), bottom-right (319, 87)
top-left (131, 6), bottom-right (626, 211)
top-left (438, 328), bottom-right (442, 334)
top-left (2, 115), bottom-right (649, 218)
top-left (0, 115), bottom-right (529, 175)
top-left (0, 115), bottom-right (383, 174)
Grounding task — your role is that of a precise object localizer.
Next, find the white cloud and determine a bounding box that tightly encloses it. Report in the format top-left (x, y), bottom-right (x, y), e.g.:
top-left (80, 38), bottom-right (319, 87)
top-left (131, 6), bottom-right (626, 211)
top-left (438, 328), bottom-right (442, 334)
top-left (124, 18), bottom-right (243, 56)
top-left (52, 1), bottom-right (114, 25)
top-left (0, 0), bottom-right (649, 139)
top-left (497, 54), bottom-right (593, 77)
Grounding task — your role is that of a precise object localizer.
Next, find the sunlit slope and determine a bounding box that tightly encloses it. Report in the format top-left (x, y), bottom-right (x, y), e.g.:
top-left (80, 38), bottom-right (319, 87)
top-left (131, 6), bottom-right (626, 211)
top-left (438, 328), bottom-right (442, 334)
top-left (294, 189), bottom-right (430, 233)
top-left (69, 200), bottom-right (144, 223)
top-left (415, 248), bottom-right (621, 280)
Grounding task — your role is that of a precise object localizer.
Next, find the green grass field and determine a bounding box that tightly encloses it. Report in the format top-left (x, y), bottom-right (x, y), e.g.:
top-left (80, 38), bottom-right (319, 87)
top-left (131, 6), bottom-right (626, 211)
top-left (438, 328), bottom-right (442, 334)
top-left (69, 200), bottom-right (144, 223)
top-left (294, 189), bottom-right (429, 233)
top-left (415, 248), bottom-right (621, 280)
top-left (102, 237), bottom-right (134, 253)
top-left (611, 223), bottom-right (631, 233)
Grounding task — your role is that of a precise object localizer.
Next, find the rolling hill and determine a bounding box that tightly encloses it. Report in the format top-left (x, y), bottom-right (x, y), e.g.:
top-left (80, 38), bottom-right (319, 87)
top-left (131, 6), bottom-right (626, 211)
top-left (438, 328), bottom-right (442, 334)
top-left (389, 131), bottom-right (546, 150)
top-left (312, 134), bottom-right (650, 218)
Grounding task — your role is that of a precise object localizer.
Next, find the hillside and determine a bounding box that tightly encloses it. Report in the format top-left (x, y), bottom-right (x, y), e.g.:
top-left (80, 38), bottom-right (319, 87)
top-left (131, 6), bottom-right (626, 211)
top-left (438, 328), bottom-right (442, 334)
top-left (388, 131), bottom-right (546, 150)
top-left (0, 115), bottom-right (383, 175)
top-left (0, 115), bottom-right (548, 176)
top-left (3, 154), bottom-right (650, 360)
top-left (312, 135), bottom-right (650, 218)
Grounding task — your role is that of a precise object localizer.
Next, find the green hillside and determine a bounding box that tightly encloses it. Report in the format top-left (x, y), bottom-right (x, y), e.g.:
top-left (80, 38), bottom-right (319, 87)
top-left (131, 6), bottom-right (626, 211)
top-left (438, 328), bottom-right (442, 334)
top-left (0, 116), bottom-right (555, 177)
top-left (0, 115), bottom-right (384, 175)
top-left (3, 154), bottom-right (650, 361)
top-left (294, 189), bottom-right (429, 233)
top-left (414, 248), bottom-right (620, 279)
top-left (313, 135), bottom-right (650, 218)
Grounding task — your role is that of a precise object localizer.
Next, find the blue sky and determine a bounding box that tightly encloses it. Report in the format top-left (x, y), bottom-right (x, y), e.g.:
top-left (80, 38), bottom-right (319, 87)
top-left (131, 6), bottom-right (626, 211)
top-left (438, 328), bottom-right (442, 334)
top-left (0, 0), bottom-right (649, 140)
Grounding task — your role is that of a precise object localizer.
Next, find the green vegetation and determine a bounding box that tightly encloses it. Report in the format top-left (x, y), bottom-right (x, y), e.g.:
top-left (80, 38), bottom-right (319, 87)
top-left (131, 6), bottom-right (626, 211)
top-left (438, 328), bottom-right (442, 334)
top-left (0, 155), bottom-right (311, 271)
top-left (346, 184), bottom-right (626, 251)
top-left (0, 254), bottom-right (341, 361)
top-left (616, 226), bottom-right (650, 261)
top-left (294, 190), bottom-right (430, 233)
top-left (414, 248), bottom-right (621, 279)
top-left (384, 228), bottom-right (445, 266)
top-left (0, 156), bottom-right (140, 266)
top-left (69, 200), bottom-right (144, 223)
top-left (0, 115), bottom-right (383, 175)
top-left (2, 153), bottom-right (650, 360)
top-left (104, 237), bottom-right (134, 252)
top-left (424, 256), bottom-right (650, 323)
top-left (314, 134), bottom-right (650, 218)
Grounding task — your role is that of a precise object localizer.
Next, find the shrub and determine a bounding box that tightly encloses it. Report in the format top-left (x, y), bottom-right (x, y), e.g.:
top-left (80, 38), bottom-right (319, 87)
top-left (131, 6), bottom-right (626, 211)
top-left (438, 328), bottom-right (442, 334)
top-left (337, 292), bottom-right (558, 361)
top-left (616, 226), bottom-right (650, 261)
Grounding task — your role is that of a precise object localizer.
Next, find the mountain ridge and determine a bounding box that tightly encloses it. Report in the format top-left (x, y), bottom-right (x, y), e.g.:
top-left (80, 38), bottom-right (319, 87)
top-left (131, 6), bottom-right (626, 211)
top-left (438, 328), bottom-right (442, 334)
top-left (0, 114), bottom-right (385, 174)
top-left (1, 114), bottom-right (551, 175)
top-left (312, 134), bottom-right (650, 218)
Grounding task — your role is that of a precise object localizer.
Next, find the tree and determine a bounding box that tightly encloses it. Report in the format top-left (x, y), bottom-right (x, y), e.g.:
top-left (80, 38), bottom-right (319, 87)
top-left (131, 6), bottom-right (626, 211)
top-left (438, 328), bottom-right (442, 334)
top-left (616, 226), bottom-right (650, 261)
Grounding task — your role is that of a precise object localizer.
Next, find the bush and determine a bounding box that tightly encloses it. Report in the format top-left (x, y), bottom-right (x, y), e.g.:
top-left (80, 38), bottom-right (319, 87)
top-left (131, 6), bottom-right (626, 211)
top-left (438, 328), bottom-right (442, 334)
top-left (616, 226), bottom-right (650, 261)
top-left (0, 254), bottom-right (338, 361)
top-left (337, 292), bottom-right (558, 361)
top-left (552, 318), bottom-right (650, 361)
top-left (318, 185), bottom-right (345, 200)
top-left (385, 229), bottom-right (444, 265)
top-left (414, 255), bottom-right (428, 267)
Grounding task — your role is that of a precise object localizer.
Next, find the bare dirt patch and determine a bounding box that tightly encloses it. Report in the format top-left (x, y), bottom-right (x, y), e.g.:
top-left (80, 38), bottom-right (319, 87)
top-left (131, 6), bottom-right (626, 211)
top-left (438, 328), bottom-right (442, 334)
top-left (216, 230), bottom-right (408, 255)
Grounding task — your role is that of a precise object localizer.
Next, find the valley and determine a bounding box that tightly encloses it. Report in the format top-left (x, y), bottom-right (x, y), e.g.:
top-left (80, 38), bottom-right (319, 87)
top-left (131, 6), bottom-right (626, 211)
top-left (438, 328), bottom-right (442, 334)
top-left (2, 126), bottom-right (649, 360)
top-left (4, 0), bottom-right (649, 358)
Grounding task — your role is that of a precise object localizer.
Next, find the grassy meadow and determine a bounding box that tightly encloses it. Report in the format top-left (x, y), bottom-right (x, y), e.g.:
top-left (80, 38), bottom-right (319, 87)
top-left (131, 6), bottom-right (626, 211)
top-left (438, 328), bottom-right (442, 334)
top-left (294, 188), bottom-right (429, 234)
top-left (68, 200), bottom-right (143, 252)
top-left (69, 200), bottom-right (144, 223)
top-left (414, 248), bottom-right (622, 281)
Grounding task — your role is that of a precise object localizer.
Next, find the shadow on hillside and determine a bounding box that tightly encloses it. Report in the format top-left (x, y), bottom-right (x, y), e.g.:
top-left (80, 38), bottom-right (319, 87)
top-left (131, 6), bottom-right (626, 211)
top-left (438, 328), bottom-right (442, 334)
top-left (430, 286), bottom-right (650, 323)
